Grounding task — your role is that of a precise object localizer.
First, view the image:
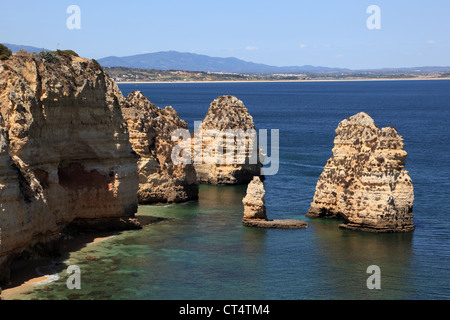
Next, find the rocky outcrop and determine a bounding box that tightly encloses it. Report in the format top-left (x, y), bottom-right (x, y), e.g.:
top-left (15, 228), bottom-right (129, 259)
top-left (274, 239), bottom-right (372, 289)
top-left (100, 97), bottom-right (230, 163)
top-left (243, 177), bottom-right (308, 229)
top-left (242, 176), bottom-right (267, 221)
top-left (307, 112), bottom-right (414, 232)
top-left (0, 51), bottom-right (140, 283)
top-left (193, 95), bottom-right (263, 185)
top-left (121, 91), bottom-right (198, 203)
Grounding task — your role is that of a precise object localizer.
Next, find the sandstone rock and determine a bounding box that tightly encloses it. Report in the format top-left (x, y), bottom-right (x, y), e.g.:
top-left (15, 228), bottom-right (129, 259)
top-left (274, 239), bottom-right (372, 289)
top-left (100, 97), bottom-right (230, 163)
top-left (243, 177), bottom-right (308, 229)
top-left (121, 91), bottom-right (198, 203)
top-left (242, 176), bottom-right (267, 221)
top-left (307, 112), bottom-right (414, 232)
top-left (193, 95), bottom-right (263, 185)
top-left (0, 51), bottom-right (140, 283)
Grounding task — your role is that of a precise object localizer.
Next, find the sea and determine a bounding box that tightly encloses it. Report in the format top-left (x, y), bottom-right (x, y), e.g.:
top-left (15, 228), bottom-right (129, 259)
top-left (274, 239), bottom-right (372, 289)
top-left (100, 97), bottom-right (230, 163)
top-left (6, 80), bottom-right (450, 300)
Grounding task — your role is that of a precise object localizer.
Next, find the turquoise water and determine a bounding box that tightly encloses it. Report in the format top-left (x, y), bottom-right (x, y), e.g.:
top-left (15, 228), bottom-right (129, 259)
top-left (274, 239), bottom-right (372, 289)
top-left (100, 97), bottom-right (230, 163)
top-left (8, 80), bottom-right (450, 300)
top-left (11, 185), bottom-right (419, 300)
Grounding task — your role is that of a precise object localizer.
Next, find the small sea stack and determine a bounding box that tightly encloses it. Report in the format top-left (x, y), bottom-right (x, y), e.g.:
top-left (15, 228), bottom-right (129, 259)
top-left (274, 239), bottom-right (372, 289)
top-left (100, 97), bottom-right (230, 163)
top-left (193, 95), bottom-right (263, 185)
top-left (306, 112), bottom-right (414, 233)
top-left (243, 177), bottom-right (308, 229)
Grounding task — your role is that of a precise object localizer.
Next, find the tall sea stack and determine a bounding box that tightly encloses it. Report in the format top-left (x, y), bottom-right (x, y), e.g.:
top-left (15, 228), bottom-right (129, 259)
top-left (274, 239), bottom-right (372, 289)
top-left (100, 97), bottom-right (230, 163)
top-left (194, 95), bottom-right (263, 185)
top-left (307, 112), bottom-right (414, 232)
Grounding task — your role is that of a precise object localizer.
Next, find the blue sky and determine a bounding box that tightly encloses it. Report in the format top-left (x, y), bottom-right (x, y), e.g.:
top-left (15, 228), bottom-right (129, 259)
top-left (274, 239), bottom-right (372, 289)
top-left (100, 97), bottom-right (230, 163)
top-left (1, 0), bottom-right (449, 69)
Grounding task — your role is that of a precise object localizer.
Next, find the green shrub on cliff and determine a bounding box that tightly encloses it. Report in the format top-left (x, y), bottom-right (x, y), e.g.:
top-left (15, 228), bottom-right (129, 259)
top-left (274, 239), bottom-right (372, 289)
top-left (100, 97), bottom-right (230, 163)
top-left (0, 44), bottom-right (12, 60)
top-left (91, 59), bottom-right (103, 71)
top-left (37, 50), bottom-right (58, 63)
top-left (53, 49), bottom-right (79, 58)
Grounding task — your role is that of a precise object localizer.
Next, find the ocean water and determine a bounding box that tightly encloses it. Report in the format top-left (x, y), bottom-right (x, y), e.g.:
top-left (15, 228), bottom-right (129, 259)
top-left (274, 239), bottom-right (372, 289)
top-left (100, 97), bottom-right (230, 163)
top-left (9, 80), bottom-right (450, 300)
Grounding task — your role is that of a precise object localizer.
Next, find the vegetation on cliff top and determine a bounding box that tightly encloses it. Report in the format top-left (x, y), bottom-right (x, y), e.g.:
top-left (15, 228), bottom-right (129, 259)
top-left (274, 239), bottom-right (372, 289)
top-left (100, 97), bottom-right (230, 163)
top-left (0, 44), bottom-right (12, 60)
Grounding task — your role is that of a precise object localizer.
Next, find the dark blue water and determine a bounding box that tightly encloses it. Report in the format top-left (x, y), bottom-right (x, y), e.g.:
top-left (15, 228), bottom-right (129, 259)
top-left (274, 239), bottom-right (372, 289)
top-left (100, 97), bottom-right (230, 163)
top-left (13, 80), bottom-right (450, 300)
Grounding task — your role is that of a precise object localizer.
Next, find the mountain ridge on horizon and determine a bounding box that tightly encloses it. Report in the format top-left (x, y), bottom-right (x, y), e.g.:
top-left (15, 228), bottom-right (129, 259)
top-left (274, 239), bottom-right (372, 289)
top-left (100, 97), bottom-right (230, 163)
top-left (2, 43), bottom-right (450, 74)
top-left (97, 50), bottom-right (352, 74)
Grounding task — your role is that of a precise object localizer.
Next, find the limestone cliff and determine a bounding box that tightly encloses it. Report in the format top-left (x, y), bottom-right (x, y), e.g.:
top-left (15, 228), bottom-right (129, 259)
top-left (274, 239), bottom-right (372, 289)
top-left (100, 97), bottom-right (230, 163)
top-left (0, 51), bottom-right (139, 283)
top-left (194, 95), bottom-right (263, 185)
top-left (243, 176), bottom-right (308, 229)
top-left (121, 91), bottom-right (198, 203)
top-left (307, 112), bottom-right (414, 232)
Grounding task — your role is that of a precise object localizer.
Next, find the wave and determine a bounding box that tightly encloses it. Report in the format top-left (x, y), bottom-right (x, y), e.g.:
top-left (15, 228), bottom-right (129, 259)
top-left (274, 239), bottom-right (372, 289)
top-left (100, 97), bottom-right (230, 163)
top-left (35, 263), bottom-right (61, 284)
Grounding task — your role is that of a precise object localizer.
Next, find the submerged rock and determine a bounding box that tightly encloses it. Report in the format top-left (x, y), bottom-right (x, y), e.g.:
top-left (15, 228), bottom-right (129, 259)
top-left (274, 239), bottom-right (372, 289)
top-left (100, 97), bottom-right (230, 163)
top-left (121, 91), bottom-right (198, 203)
top-left (0, 51), bottom-right (140, 283)
top-left (243, 177), bottom-right (308, 229)
top-left (307, 112), bottom-right (414, 233)
top-left (194, 95), bottom-right (263, 185)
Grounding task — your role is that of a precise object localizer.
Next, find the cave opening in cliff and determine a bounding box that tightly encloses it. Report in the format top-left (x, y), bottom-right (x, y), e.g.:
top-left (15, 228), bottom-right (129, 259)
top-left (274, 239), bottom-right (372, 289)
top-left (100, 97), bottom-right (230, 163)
top-left (58, 163), bottom-right (110, 190)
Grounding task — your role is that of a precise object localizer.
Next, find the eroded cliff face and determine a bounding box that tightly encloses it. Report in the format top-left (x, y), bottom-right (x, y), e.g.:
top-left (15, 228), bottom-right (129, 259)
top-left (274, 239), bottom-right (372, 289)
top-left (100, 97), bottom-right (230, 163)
top-left (121, 91), bottom-right (198, 203)
top-left (194, 95), bottom-right (263, 185)
top-left (0, 51), bottom-right (139, 282)
top-left (307, 112), bottom-right (414, 232)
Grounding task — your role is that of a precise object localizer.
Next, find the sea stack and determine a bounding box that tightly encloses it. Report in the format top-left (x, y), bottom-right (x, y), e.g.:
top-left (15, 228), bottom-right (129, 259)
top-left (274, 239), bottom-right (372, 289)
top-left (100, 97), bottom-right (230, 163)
top-left (243, 176), bottom-right (308, 229)
top-left (242, 176), bottom-right (268, 221)
top-left (307, 112), bottom-right (414, 232)
top-left (194, 95), bottom-right (263, 185)
top-left (0, 50), bottom-right (140, 283)
top-left (121, 91), bottom-right (198, 203)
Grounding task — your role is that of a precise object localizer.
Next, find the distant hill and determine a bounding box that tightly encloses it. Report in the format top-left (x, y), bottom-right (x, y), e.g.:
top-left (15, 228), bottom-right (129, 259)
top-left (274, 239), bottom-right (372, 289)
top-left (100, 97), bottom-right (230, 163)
top-left (97, 51), bottom-right (350, 74)
top-left (3, 43), bottom-right (450, 76)
top-left (1, 43), bottom-right (49, 54)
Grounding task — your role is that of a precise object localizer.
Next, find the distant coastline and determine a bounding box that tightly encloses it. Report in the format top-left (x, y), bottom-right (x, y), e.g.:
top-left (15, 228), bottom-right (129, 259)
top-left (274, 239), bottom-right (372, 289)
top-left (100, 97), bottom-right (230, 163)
top-left (116, 77), bottom-right (450, 84)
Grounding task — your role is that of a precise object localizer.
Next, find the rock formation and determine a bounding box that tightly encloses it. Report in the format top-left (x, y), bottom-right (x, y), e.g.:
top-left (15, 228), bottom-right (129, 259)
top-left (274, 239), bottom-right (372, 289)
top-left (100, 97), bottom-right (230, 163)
top-left (121, 91), bottom-right (198, 203)
top-left (306, 112), bottom-right (414, 232)
top-left (0, 51), bottom-right (140, 283)
top-left (243, 176), bottom-right (308, 229)
top-left (242, 176), bottom-right (268, 221)
top-left (193, 95), bottom-right (263, 185)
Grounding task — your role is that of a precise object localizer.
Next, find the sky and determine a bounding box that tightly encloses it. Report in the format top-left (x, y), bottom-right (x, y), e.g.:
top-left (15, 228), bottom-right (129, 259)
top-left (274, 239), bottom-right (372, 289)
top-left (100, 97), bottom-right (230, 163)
top-left (1, 0), bottom-right (449, 69)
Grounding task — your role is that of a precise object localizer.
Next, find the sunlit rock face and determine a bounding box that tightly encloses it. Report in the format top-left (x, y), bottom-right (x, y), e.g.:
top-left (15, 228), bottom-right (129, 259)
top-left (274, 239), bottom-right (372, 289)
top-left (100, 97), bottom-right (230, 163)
top-left (0, 51), bottom-right (140, 283)
top-left (194, 95), bottom-right (263, 185)
top-left (121, 90), bottom-right (198, 203)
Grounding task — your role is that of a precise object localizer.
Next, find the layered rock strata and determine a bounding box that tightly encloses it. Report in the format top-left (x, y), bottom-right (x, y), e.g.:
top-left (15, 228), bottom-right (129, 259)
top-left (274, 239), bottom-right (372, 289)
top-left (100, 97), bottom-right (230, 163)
top-left (307, 112), bottom-right (414, 232)
top-left (243, 177), bottom-right (308, 229)
top-left (0, 51), bottom-right (140, 283)
top-left (193, 95), bottom-right (263, 185)
top-left (121, 91), bottom-right (198, 203)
